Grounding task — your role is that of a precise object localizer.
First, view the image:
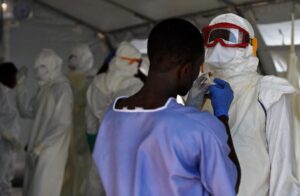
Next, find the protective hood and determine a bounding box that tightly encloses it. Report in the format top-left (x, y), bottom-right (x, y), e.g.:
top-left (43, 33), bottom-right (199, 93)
top-left (139, 56), bottom-right (150, 76)
top-left (69, 44), bottom-right (94, 74)
top-left (205, 13), bottom-right (259, 78)
top-left (93, 42), bottom-right (142, 96)
top-left (108, 41), bottom-right (141, 75)
top-left (34, 49), bottom-right (63, 85)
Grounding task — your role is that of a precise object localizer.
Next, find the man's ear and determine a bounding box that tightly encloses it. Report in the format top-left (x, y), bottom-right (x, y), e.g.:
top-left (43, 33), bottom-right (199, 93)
top-left (178, 64), bottom-right (190, 79)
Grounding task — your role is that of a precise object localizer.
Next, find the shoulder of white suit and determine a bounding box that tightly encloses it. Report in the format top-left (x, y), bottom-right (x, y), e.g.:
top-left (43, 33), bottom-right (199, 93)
top-left (51, 78), bottom-right (73, 94)
top-left (90, 73), bottom-right (112, 95)
top-left (258, 75), bottom-right (296, 110)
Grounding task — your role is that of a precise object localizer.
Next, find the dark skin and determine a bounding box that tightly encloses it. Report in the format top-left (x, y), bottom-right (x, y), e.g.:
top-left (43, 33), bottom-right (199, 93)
top-left (116, 67), bottom-right (187, 110)
top-left (116, 55), bottom-right (202, 110)
top-left (116, 55), bottom-right (240, 193)
top-left (1, 74), bottom-right (17, 89)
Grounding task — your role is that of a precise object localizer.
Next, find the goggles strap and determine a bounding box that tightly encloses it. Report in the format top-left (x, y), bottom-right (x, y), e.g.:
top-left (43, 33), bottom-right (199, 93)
top-left (120, 56), bottom-right (141, 65)
top-left (251, 38), bottom-right (258, 56)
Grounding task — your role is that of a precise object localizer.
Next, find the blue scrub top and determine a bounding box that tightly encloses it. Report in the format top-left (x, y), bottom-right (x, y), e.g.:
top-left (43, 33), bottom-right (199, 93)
top-left (93, 97), bottom-right (237, 196)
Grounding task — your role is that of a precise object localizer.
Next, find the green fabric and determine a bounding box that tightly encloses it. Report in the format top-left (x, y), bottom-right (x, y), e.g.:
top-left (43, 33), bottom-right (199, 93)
top-left (87, 133), bottom-right (97, 152)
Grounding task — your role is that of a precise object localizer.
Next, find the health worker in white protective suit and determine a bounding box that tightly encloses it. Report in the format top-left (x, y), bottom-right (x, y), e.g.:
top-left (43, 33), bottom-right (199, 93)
top-left (84, 42), bottom-right (143, 196)
top-left (61, 44), bottom-right (93, 196)
top-left (17, 49), bottom-right (73, 196)
top-left (85, 41), bottom-right (143, 150)
top-left (200, 13), bottom-right (300, 195)
top-left (0, 62), bottom-right (21, 196)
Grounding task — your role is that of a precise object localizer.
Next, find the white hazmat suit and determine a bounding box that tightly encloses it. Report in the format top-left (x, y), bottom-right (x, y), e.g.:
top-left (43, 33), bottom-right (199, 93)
top-left (61, 44), bottom-right (93, 196)
top-left (85, 41), bottom-right (143, 136)
top-left (0, 82), bottom-right (21, 196)
top-left (201, 13), bottom-right (300, 196)
top-left (17, 49), bottom-right (73, 196)
top-left (84, 42), bottom-right (143, 196)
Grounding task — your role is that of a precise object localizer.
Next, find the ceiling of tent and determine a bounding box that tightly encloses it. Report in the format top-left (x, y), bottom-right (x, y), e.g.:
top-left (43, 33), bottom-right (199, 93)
top-left (39, 0), bottom-right (271, 33)
top-left (13, 0), bottom-right (297, 76)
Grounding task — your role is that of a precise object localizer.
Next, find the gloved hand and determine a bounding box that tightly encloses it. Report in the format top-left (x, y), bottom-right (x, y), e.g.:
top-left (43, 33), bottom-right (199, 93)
top-left (186, 73), bottom-right (211, 109)
top-left (17, 65), bottom-right (28, 85)
top-left (27, 144), bottom-right (43, 168)
top-left (208, 78), bottom-right (234, 117)
top-left (2, 132), bottom-right (22, 150)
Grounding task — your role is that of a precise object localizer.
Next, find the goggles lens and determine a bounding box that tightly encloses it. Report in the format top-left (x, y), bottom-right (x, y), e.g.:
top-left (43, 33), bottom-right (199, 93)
top-left (203, 23), bottom-right (251, 48)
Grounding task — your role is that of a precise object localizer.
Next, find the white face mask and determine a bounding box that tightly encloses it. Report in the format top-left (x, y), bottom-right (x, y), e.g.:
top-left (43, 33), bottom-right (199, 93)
top-left (204, 44), bottom-right (259, 78)
top-left (68, 55), bottom-right (79, 70)
top-left (34, 64), bottom-right (49, 81)
top-left (205, 44), bottom-right (237, 68)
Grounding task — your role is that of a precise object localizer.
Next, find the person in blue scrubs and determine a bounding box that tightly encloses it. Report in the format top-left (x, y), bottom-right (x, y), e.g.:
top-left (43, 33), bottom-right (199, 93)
top-left (93, 18), bottom-right (241, 196)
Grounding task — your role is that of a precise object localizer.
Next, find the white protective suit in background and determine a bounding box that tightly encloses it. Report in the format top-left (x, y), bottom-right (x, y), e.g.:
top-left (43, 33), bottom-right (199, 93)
top-left (84, 42), bottom-right (143, 196)
top-left (17, 49), bottom-right (73, 196)
top-left (61, 44), bottom-right (93, 196)
top-left (201, 13), bottom-right (300, 196)
top-left (0, 83), bottom-right (21, 196)
top-left (85, 41), bottom-right (143, 135)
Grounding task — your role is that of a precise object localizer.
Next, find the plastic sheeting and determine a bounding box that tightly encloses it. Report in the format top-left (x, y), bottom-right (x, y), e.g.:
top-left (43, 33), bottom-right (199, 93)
top-left (286, 14), bottom-right (300, 179)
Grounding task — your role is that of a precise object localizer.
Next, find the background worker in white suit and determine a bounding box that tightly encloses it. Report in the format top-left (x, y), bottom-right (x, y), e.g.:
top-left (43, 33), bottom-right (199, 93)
top-left (85, 41), bottom-right (143, 150)
top-left (61, 44), bottom-right (94, 196)
top-left (84, 42), bottom-right (143, 196)
top-left (17, 49), bottom-right (73, 196)
top-left (0, 62), bottom-right (21, 196)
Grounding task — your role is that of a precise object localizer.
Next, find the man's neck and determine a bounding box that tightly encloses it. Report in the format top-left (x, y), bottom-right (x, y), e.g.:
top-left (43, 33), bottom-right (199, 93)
top-left (116, 73), bottom-right (177, 110)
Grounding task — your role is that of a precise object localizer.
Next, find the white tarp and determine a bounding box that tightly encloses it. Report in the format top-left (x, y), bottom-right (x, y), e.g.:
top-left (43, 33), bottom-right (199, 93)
top-left (257, 19), bottom-right (300, 46)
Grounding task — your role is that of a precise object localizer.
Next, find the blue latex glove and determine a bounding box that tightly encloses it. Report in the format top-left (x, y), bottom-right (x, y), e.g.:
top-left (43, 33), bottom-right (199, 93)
top-left (208, 78), bottom-right (234, 117)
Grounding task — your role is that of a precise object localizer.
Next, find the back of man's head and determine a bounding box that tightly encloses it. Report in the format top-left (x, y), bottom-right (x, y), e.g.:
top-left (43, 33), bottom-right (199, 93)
top-left (0, 62), bottom-right (18, 88)
top-left (147, 18), bottom-right (204, 73)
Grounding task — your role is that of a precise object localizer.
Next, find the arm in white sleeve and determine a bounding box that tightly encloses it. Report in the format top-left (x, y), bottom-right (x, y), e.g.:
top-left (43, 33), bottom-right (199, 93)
top-left (85, 104), bottom-right (99, 135)
top-left (267, 95), bottom-right (300, 195)
top-left (16, 82), bottom-right (35, 118)
top-left (0, 90), bottom-right (20, 140)
top-left (0, 87), bottom-right (22, 150)
top-left (86, 82), bottom-right (112, 134)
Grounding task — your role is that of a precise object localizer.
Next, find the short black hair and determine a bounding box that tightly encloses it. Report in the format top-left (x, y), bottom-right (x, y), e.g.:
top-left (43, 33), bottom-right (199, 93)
top-left (0, 62), bottom-right (18, 84)
top-left (147, 18), bottom-right (204, 72)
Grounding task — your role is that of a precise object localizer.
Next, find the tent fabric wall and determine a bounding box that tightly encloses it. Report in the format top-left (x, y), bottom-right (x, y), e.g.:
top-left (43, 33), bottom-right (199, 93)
top-left (10, 3), bottom-right (109, 74)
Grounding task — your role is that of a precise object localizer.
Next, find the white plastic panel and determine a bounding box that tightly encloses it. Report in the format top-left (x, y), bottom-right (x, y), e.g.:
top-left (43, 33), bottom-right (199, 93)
top-left (253, 1), bottom-right (295, 24)
top-left (257, 19), bottom-right (300, 46)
